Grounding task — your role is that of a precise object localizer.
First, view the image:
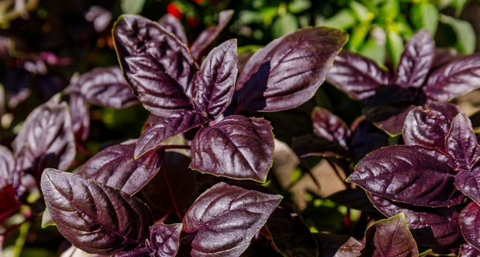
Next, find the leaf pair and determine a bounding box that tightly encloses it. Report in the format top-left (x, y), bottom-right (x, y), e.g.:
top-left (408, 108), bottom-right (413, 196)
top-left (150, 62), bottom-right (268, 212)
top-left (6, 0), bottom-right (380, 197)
top-left (327, 29), bottom-right (480, 135)
top-left (42, 169), bottom-right (282, 257)
top-left (348, 102), bottom-right (480, 251)
top-left (113, 14), bottom-right (348, 182)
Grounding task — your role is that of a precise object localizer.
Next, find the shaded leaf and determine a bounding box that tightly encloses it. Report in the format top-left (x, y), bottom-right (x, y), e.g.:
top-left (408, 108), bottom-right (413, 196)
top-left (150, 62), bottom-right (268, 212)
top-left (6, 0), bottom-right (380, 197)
top-left (182, 182), bottom-right (282, 257)
top-left (113, 15), bottom-right (197, 116)
top-left (460, 201), bottom-right (480, 251)
top-left (147, 223), bottom-right (182, 257)
top-left (312, 107), bottom-right (350, 148)
top-left (424, 53), bottom-right (480, 102)
top-left (85, 6), bottom-right (112, 33)
top-left (368, 193), bottom-right (462, 249)
top-left (75, 140), bottom-right (164, 195)
top-left (446, 114), bottom-right (479, 170)
top-left (432, 48), bottom-right (458, 69)
top-left (190, 10), bottom-right (234, 61)
top-left (348, 118), bottom-right (389, 159)
top-left (135, 111), bottom-right (207, 158)
top-left (13, 95), bottom-right (75, 181)
top-left (439, 14), bottom-right (475, 55)
top-left (158, 14), bottom-right (187, 44)
top-left (326, 188), bottom-right (376, 212)
top-left (0, 184), bottom-right (21, 225)
top-left (190, 115), bottom-right (274, 182)
top-left (41, 169), bottom-right (153, 255)
top-left (0, 145), bottom-right (14, 188)
top-left (326, 50), bottom-right (391, 101)
top-left (236, 27), bottom-right (348, 112)
top-left (364, 103), bottom-right (415, 136)
top-left (361, 213), bottom-right (418, 257)
top-left (266, 203), bottom-right (318, 257)
top-left (403, 102), bottom-right (468, 153)
top-left (292, 134), bottom-right (348, 158)
top-left (395, 29), bottom-right (434, 89)
top-left (64, 67), bottom-right (138, 109)
top-left (68, 94), bottom-right (90, 141)
top-left (348, 145), bottom-right (462, 207)
top-left (314, 233), bottom-right (362, 257)
top-left (141, 152), bottom-right (195, 214)
top-left (456, 168), bottom-right (480, 206)
top-left (193, 39), bottom-right (237, 118)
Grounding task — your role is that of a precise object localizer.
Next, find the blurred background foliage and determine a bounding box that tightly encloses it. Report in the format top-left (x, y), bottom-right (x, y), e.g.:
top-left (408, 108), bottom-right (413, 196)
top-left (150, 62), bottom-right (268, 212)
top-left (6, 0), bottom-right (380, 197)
top-left (1, 0), bottom-right (480, 256)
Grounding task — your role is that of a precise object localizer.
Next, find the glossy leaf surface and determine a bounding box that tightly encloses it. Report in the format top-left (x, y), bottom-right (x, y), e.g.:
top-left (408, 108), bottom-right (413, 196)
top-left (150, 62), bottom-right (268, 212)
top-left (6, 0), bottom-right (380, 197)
top-left (312, 107), bottom-right (350, 148)
top-left (424, 53), bottom-right (480, 102)
top-left (113, 15), bottom-right (197, 116)
top-left (135, 111), bottom-right (207, 158)
top-left (158, 14), bottom-right (187, 44)
top-left (446, 114), bottom-right (479, 170)
top-left (193, 39), bottom-right (237, 119)
top-left (236, 27), bottom-right (348, 112)
top-left (326, 50), bottom-right (391, 100)
top-left (403, 102), bottom-right (468, 153)
top-left (75, 140), bottom-right (164, 195)
top-left (368, 193), bottom-right (462, 248)
top-left (190, 10), bottom-right (234, 61)
top-left (394, 29), bottom-right (434, 89)
top-left (460, 201), bottom-right (480, 251)
top-left (65, 67), bottom-right (138, 109)
top-left (190, 115), bottom-right (274, 182)
top-left (182, 182), bottom-right (282, 257)
top-left (68, 94), bottom-right (90, 141)
top-left (147, 223), bottom-right (182, 257)
top-left (0, 145), bottom-right (14, 188)
top-left (13, 95), bottom-right (75, 179)
top-left (459, 243), bottom-right (480, 256)
top-left (41, 169), bottom-right (153, 255)
top-left (348, 145), bottom-right (462, 207)
top-left (361, 213), bottom-right (418, 257)
top-left (456, 168), bottom-right (480, 205)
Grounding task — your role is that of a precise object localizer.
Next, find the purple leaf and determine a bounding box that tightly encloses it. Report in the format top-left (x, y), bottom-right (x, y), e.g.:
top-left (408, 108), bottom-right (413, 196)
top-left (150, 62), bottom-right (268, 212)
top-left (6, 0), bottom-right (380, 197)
top-left (64, 67), bottom-right (138, 109)
top-left (424, 53), bottom-right (480, 102)
top-left (432, 48), bottom-right (458, 69)
top-left (190, 115), bottom-right (274, 182)
top-left (312, 107), bottom-right (350, 148)
top-left (314, 233), bottom-right (362, 257)
top-left (361, 213), bottom-right (418, 257)
top-left (459, 243), bottom-right (480, 256)
top-left (0, 185), bottom-right (21, 225)
top-left (364, 104), bottom-right (416, 136)
top-left (182, 182), bottom-right (282, 257)
top-left (368, 193), bottom-right (462, 249)
top-left (326, 188), bottom-right (376, 212)
top-left (13, 95), bottom-right (75, 181)
top-left (348, 145), bottom-right (462, 207)
top-left (446, 114), bottom-right (480, 170)
top-left (193, 39), bottom-right (237, 119)
top-left (68, 94), bottom-right (90, 141)
top-left (113, 15), bottom-right (197, 116)
top-left (147, 223), bottom-right (182, 257)
top-left (85, 6), bottom-right (112, 33)
top-left (135, 111), bottom-right (207, 158)
top-left (266, 203), bottom-right (318, 257)
top-left (292, 134), bottom-right (348, 158)
top-left (348, 118), bottom-right (389, 159)
top-left (0, 145), bottom-right (14, 188)
top-left (326, 50), bottom-right (392, 100)
top-left (75, 140), bottom-right (164, 195)
top-left (190, 10), bottom-right (234, 61)
top-left (403, 102), bottom-right (468, 153)
top-left (460, 201), bottom-right (480, 251)
top-left (455, 168), bottom-right (480, 205)
top-left (158, 14), bottom-right (188, 44)
top-left (394, 29), bottom-right (434, 89)
top-left (41, 169), bottom-right (153, 255)
top-left (141, 152), bottom-right (196, 214)
top-left (236, 27), bottom-right (348, 112)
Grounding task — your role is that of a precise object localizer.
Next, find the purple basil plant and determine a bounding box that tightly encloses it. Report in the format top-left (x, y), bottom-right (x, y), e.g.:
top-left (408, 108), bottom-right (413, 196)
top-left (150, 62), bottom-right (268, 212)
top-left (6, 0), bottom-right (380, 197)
top-left (327, 29), bottom-right (480, 136)
top-left (34, 11), bottom-right (355, 257)
top-left (348, 102), bottom-right (480, 255)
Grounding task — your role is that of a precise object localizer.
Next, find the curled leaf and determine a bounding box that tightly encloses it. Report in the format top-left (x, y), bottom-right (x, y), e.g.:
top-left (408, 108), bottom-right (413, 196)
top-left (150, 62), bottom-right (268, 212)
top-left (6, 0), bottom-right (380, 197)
top-left (147, 223), bottom-right (182, 257)
top-left (460, 202), bottom-right (480, 251)
top-left (158, 14), bottom-right (187, 44)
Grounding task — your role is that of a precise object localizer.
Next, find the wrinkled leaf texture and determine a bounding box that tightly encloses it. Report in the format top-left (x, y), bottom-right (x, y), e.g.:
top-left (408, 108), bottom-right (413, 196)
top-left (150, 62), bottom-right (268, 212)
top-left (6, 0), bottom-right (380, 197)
top-left (460, 202), bottom-right (480, 251)
top-left (314, 233), bottom-right (362, 257)
top-left (75, 140), bottom-right (164, 195)
top-left (147, 223), bottom-right (182, 257)
top-left (190, 115), bottom-right (274, 182)
top-left (361, 213), bottom-right (419, 257)
top-left (312, 107), bottom-right (350, 149)
top-left (158, 14), bottom-right (187, 45)
top-left (182, 182), bottom-right (282, 257)
top-left (236, 27), bottom-right (348, 112)
top-left (41, 169), bottom-right (153, 255)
